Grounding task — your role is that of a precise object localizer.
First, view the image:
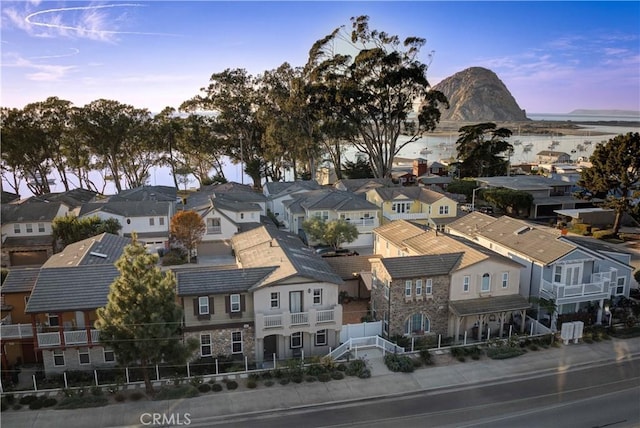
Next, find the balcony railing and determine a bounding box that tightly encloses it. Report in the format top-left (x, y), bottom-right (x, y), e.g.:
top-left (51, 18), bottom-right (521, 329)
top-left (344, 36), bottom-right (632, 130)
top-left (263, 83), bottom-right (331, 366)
top-left (383, 212), bottom-right (429, 221)
top-left (0, 323), bottom-right (35, 339)
top-left (207, 226), bottom-right (222, 235)
top-left (36, 329), bottom-right (101, 348)
top-left (255, 306), bottom-right (342, 338)
top-left (540, 270), bottom-right (614, 302)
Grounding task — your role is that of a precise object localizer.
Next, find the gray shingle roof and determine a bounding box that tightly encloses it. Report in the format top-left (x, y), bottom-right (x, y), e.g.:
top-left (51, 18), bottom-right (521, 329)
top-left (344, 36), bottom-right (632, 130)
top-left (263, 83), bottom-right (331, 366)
top-left (1, 201), bottom-right (63, 224)
top-left (25, 265), bottom-right (119, 313)
top-left (43, 233), bottom-right (132, 268)
top-left (290, 189), bottom-right (378, 211)
top-left (175, 266), bottom-right (276, 296)
top-left (1, 268), bottom-right (40, 293)
top-left (29, 189), bottom-right (98, 208)
top-left (380, 254), bottom-right (462, 278)
top-left (108, 185), bottom-right (177, 202)
top-left (79, 201), bottom-right (171, 217)
top-left (264, 181), bottom-right (321, 197)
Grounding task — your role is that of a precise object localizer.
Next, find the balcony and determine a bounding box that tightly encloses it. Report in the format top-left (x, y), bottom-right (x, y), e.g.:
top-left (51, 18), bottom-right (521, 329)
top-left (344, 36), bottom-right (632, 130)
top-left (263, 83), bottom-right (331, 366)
top-left (540, 270), bottom-right (614, 303)
top-left (36, 329), bottom-right (101, 348)
top-left (383, 212), bottom-right (429, 222)
top-left (255, 306), bottom-right (342, 338)
top-left (345, 218), bottom-right (378, 231)
top-left (0, 323), bottom-right (35, 339)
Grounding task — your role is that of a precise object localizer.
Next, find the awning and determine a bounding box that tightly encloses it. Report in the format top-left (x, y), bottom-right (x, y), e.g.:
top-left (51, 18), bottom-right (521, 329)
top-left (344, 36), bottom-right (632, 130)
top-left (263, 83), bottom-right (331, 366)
top-left (449, 294), bottom-right (531, 317)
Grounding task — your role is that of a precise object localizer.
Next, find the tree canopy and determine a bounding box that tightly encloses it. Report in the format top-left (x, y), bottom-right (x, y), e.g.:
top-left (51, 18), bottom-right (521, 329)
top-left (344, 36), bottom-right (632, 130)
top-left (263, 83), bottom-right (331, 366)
top-left (577, 132), bottom-right (640, 234)
top-left (52, 215), bottom-right (122, 250)
top-left (455, 122), bottom-right (513, 178)
top-left (95, 236), bottom-right (197, 394)
top-left (482, 188), bottom-right (533, 216)
top-left (302, 217), bottom-right (359, 249)
top-left (170, 210), bottom-right (206, 262)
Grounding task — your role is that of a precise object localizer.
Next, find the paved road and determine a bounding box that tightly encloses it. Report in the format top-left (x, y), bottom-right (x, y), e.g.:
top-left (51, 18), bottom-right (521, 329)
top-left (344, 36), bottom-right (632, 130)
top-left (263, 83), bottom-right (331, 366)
top-left (196, 358), bottom-right (640, 428)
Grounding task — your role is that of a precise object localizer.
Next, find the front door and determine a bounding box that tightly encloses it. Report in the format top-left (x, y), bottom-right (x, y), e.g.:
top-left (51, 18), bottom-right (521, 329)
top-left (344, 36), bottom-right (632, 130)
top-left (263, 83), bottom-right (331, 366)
top-left (289, 291), bottom-right (303, 313)
top-left (264, 335), bottom-right (277, 359)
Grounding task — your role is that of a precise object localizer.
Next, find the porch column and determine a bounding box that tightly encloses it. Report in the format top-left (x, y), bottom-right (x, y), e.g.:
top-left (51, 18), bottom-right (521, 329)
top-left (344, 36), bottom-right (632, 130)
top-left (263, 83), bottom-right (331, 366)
top-left (58, 313), bottom-right (65, 347)
top-left (30, 315), bottom-right (38, 350)
top-left (520, 310), bottom-right (526, 333)
top-left (596, 299), bottom-right (604, 324)
top-left (454, 316), bottom-right (462, 344)
top-left (255, 338), bottom-right (264, 364)
top-left (498, 312), bottom-right (506, 338)
top-left (84, 311), bottom-right (92, 346)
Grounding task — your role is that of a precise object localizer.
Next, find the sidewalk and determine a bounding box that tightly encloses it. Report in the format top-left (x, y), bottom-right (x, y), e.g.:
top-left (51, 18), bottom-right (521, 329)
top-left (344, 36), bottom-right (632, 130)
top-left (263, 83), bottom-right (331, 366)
top-left (3, 338), bottom-right (639, 428)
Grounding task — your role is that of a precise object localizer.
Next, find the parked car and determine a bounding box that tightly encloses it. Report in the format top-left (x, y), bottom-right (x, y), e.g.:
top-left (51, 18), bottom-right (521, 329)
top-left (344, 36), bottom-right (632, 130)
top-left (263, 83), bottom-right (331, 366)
top-left (314, 246), bottom-right (359, 257)
top-left (478, 206), bottom-right (494, 214)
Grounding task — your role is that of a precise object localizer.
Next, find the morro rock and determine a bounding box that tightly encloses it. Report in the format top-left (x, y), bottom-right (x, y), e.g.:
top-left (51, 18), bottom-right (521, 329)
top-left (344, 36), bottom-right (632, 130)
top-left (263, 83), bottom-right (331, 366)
top-left (432, 67), bottom-right (528, 122)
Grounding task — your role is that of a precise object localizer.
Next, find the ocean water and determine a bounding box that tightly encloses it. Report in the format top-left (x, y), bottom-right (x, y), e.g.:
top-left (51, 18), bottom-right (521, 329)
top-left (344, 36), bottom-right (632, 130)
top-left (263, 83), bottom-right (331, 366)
top-left (528, 113), bottom-right (640, 122)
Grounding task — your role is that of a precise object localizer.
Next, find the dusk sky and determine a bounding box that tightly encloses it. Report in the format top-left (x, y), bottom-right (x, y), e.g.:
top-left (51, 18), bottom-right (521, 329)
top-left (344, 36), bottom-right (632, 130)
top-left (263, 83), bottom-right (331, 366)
top-left (2, 1), bottom-right (639, 115)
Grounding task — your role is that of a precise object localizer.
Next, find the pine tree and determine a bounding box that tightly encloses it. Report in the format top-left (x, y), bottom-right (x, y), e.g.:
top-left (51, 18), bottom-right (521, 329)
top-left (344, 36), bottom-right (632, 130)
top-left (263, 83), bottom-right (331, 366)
top-left (95, 235), bottom-right (196, 394)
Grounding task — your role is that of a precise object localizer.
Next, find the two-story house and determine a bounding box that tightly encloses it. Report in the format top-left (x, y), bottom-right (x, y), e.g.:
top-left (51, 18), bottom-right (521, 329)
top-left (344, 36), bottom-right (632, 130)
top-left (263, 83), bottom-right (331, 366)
top-left (1, 201), bottom-right (70, 267)
top-left (366, 186), bottom-right (458, 231)
top-left (282, 188), bottom-right (380, 247)
top-left (23, 233), bottom-right (132, 375)
top-left (175, 266), bottom-right (276, 361)
top-left (447, 214), bottom-right (633, 330)
top-left (79, 201), bottom-right (172, 251)
top-left (373, 220), bottom-right (529, 342)
top-left (231, 225), bottom-right (343, 363)
top-left (1, 268), bottom-right (41, 372)
top-left (263, 181), bottom-right (322, 220)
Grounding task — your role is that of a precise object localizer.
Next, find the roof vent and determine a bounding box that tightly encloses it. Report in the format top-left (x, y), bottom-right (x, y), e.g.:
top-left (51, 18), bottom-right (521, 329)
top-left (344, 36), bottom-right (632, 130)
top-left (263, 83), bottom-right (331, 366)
top-left (514, 226), bottom-right (530, 235)
top-left (89, 251), bottom-right (108, 258)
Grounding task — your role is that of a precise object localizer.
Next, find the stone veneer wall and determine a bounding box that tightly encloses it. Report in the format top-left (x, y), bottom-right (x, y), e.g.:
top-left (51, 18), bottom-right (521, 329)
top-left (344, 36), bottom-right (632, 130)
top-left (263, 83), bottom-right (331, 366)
top-left (185, 326), bottom-right (255, 361)
top-left (371, 267), bottom-right (450, 338)
top-left (42, 346), bottom-right (115, 375)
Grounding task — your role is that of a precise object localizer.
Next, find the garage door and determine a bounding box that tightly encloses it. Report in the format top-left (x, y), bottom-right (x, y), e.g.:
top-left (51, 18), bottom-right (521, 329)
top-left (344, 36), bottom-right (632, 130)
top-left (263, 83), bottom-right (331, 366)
top-left (9, 251), bottom-right (49, 266)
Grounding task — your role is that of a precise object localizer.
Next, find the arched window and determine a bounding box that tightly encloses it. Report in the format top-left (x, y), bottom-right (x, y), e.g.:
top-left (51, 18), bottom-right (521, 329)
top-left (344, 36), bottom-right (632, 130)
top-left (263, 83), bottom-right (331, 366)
top-left (481, 273), bottom-right (491, 292)
top-left (405, 313), bottom-right (430, 335)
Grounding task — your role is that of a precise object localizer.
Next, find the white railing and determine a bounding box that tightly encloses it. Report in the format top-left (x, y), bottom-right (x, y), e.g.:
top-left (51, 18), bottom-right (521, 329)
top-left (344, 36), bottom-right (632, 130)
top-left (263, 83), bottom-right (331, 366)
top-left (541, 269), bottom-right (614, 301)
top-left (37, 332), bottom-right (61, 347)
top-left (206, 226), bottom-right (222, 235)
top-left (64, 330), bottom-right (88, 345)
top-left (37, 329), bottom-right (101, 347)
top-left (91, 330), bottom-right (101, 343)
top-left (383, 212), bottom-right (429, 221)
top-left (316, 309), bottom-right (335, 323)
top-left (290, 312), bottom-right (309, 326)
top-left (347, 218), bottom-right (377, 228)
top-left (264, 314), bottom-right (283, 328)
top-left (1, 323), bottom-right (34, 339)
top-left (327, 335), bottom-right (404, 360)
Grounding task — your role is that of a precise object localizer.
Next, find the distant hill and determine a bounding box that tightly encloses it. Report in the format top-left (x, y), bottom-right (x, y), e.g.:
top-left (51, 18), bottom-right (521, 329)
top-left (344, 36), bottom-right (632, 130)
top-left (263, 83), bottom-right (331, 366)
top-left (567, 109), bottom-right (640, 117)
top-left (431, 67), bottom-right (528, 122)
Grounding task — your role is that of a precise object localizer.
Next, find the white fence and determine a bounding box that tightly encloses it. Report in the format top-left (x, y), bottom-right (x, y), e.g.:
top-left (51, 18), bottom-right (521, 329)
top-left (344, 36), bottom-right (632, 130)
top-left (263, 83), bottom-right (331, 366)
top-left (339, 321), bottom-right (382, 342)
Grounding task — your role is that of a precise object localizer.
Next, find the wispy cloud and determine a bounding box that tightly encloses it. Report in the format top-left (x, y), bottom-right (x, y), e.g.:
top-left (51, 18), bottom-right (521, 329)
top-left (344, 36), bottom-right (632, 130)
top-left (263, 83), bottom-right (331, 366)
top-left (2, 52), bottom-right (77, 81)
top-left (30, 48), bottom-right (80, 60)
top-left (4, 3), bottom-right (179, 42)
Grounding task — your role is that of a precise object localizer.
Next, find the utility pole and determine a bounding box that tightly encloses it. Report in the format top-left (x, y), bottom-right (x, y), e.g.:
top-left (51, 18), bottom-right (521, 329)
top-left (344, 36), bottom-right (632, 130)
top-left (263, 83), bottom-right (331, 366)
top-left (240, 134), bottom-right (244, 185)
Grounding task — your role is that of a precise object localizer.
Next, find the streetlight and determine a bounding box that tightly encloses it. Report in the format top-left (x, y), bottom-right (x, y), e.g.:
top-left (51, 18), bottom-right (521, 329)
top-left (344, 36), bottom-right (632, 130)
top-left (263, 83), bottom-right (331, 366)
top-left (471, 187), bottom-right (481, 212)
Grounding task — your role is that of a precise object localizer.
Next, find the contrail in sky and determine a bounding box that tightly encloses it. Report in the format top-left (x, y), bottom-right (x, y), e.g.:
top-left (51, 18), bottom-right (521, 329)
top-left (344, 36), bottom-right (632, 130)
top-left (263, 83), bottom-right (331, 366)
top-left (25, 4), bottom-right (180, 37)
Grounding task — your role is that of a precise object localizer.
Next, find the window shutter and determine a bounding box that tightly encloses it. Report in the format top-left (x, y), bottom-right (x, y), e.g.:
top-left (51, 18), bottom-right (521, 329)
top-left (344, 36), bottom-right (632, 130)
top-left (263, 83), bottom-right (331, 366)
top-left (240, 295), bottom-right (246, 312)
top-left (193, 297), bottom-right (199, 316)
top-left (209, 297), bottom-right (214, 314)
top-left (225, 295), bottom-right (230, 313)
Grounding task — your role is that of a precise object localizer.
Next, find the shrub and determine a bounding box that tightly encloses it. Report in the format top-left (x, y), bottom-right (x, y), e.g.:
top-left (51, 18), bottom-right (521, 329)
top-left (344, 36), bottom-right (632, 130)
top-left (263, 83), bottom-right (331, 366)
top-left (19, 395), bottom-right (37, 405)
top-left (42, 398), bottom-right (57, 407)
top-left (317, 373), bottom-right (331, 382)
top-left (114, 392), bottom-right (126, 402)
top-left (91, 386), bottom-right (103, 396)
top-left (12, 404), bottom-right (22, 411)
top-left (457, 356), bottom-right (466, 363)
top-left (384, 354), bottom-right (415, 373)
top-left (486, 347), bottom-right (525, 360)
top-left (261, 371), bottom-right (273, 380)
top-left (56, 395), bottom-right (109, 409)
top-left (345, 359), bottom-right (368, 377)
top-left (305, 364), bottom-right (327, 377)
top-left (189, 376), bottom-right (204, 387)
top-left (211, 383), bottom-right (223, 392)
top-left (337, 363), bottom-right (347, 372)
top-left (330, 371), bottom-right (344, 380)
top-left (305, 376), bottom-right (317, 382)
top-left (291, 375), bottom-right (303, 384)
top-left (246, 380), bottom-right (257, 389)
top-left (419, 349), bottom-right (433, 365)
top-left (529, 344), bottom-right (539, 351)
top-left (4, 394), bottom-right (15, 404)
top-left (1, 400), bottom-right (8, 412)
top-left (471, 354), bottom-right (480, 360)
top-left (29, 399), bottom-right (44, 410)
top-left (358, 369), bottom-right (371, 379)
top-left (154, 385), bottom-right (199, 401)
top-left (264, 380), bottom-right (274, 387)
top-left (279, 378), bottom-right (290, 386)
top-left (198, 383), bottom-right (211, 393)
top-left (129, 391), bottom-right (145, 401)
top-left (226, 380), bottom-right (238, 390)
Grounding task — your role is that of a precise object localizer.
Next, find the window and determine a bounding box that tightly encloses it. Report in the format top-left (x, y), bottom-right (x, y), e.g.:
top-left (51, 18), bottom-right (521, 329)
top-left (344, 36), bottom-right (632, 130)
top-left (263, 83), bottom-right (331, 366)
top-left (425, 278), bottom-right (433, 295)
top-left (198, 296), bottom-right (209, 315)
top-left (439, 206), bottom-right (449, 215)
top-left (207, 218), bottom-right (221, 234)
top-left (240, 213), bottom-right (244, 220)
top-left (392, 202), bottom-right (411, 213)
top-left (200, 334), bottom-right (212, 356)
top-left (463, 276), bottom-right (470, 292)
top-left (313, 289), bottom-right (322, 305)
top-left (78, 348), bottom-right (90, 365)
top-left (53, 350), bottom-right (65, 367)
top-left (159, 217), bottom-right (165, 226)
top-left (231, 331), bottom-right (242, 354)
top-left (383, 312), bottom-right (389, 334)
top-left (616, 277), bottom-right (625, 295)
top-left (313, 210), bottom-right (329, 220)
top-left (13, 224), bottom-right (20, 234)
top-left (230, 294), bottom-right (241, 312)
top-left (149, 218), bottom-right (155, 226)
top-left (38, 223), bottom-right (45, 233)
top-left (502, 272), bottom-right (509, 288)
top-left (270, 292), bottom-right (280, 309)
top-left (554, 265), bottom-right (562, 283)
top-left (104, 348), bottom-right (115, 363)
top-left (26, 223), bottom-right (33, 233)
top-left (315, 329), bottom-right (327, 346)
top-left (405, 313), bottom-right (429, 335)
top-left (47, 313), bottom-right (60, 327)
top-left (290, 332), bottom-right (302, 349)
top-left (415, 280), bottom-right (423, 296)
top-left (405, 280), bottom-right (412, 297)
top-left (481, 273), bottom-right (491, 292)
top-left (384, 284), bottom-right (390, 300)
